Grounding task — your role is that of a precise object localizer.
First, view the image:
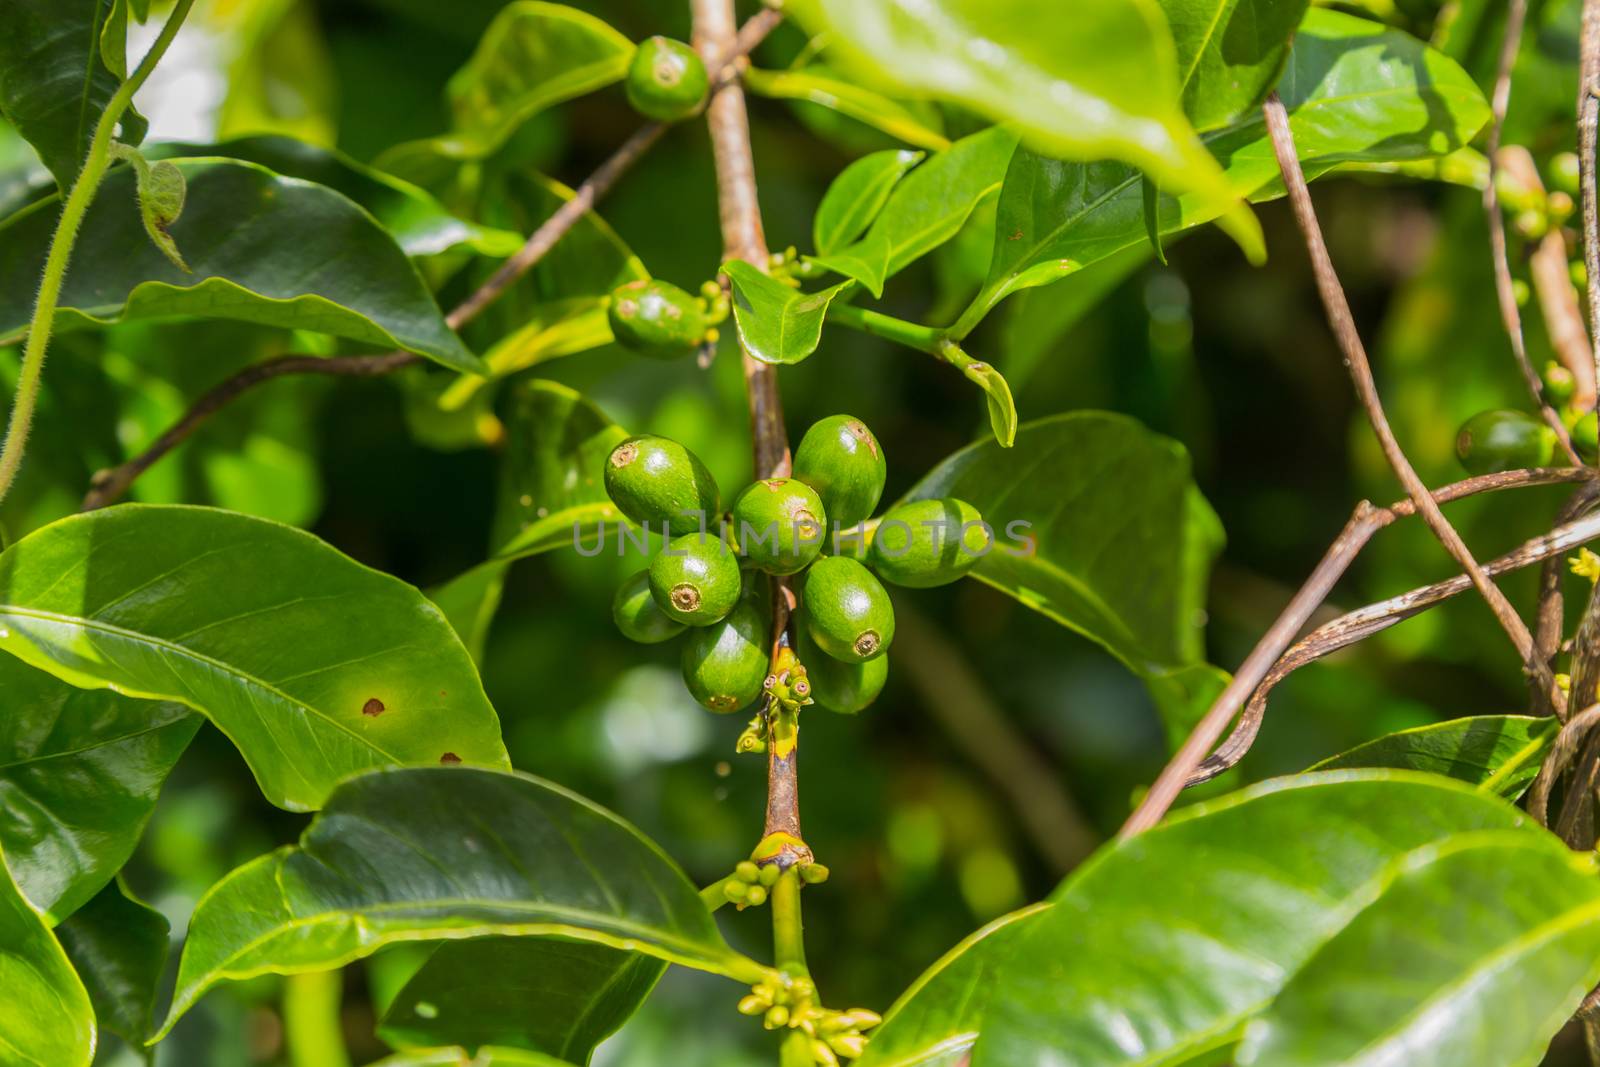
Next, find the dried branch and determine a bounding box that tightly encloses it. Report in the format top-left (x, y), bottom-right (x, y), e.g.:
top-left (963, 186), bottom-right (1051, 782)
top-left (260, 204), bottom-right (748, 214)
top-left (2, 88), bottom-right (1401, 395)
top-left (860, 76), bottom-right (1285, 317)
top-left (80, 15), bottom-right (783, 512)
top-left (1262, 92), bottom-right (1554, 694)
top-left (1119, 466), bottom-right (1597, 836)
top-left (1533, 702), bottom-right (1600, 826)
top-left (1484, 3), bottom-right (1583, 465)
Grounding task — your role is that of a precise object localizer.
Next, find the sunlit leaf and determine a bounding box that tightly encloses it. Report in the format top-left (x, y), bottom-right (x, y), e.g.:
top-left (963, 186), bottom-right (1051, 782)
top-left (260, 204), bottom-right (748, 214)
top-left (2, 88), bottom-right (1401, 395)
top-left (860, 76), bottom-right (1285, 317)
top-left (723, 261), bottom-right (851, 365)
top-left (159, 766), bottom-right (761, 1038)
top-left (0, 843), bottom-right (94, 1066)
top-left (744, 66), bottom-right (950, 152)
top-left (1162, 0), bottom-right (1311, 131)
top-left (1311, 715), bottom-right (1556, 799)
top-left (813, 149), bottom-right (925, 256)
top-left (0, 504), bottom-right (510, 812)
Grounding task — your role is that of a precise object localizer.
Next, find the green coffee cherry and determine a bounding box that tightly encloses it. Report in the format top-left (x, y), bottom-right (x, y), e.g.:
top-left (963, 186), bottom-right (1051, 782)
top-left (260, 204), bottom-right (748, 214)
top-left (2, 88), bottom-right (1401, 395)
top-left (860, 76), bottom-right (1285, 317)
top-left (803, 556), bottom-right (895, 662)
top-left (1454, 410), bottom-right (1557, 474)
top-left (605, 434), bottom-right (721, 536)
top-left (608, 279), bottom-right (709, 358)
top-left (1552, 152), bottom-right (1582, 197)
top-left (1545, 362), bottom-right (1577, 406)
top-left (625, 37), bottom-right (709, 122)
top-left (681, 594), bottom-right (769, 712)
top-left (800, 628), bottom-right (887, 713)
top-left (612, 569), bottom-right (686, 644)
top-left (1572, 411), bottom-right (1598, 459)
top-left (730, 478), bottom-right (828, 575)
top-left (792, 415), bottom-right (886, 529)
top-left (868, 498), bottom-right (990, 588)
top-left (650, 533), bottom-right (742, 625)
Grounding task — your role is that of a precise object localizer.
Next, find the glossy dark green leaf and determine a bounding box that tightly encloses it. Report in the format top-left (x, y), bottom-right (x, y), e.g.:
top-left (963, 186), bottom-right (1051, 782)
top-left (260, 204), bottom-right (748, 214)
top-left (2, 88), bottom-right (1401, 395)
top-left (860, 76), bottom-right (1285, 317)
top-left (1237, 835), bottom-right (1600, 1067)
top-left (374, 1049), bottom-right (576, 1067)
top-left (1163, 0), bottom-right (1310, 131)
top-left (900, 413), bottom-right (1221, 720)
top-left (743, 67), bottom-right (950, 152)
top-left (0, 160), bottom-right (480, 373)
top-left (377, 2), bottom-right (633, 170)
top-left (783, 0), bottom-right (1261, 254)
top-left (0, 655), bottom-right (199, 921)
top-left (432, 381), bottom-right (625, 658)
top-left (379, 937), bottom-right (664, 1060)
top-left (972, 772), bottom-right (1547, 1067)
top-left (857, 905), bottom-right (1049, 1067)
top-left (159, 766), bottom-right (762, 1038)
top-left (1311, 715), bottom-right (1556, 799)
top-left (146, 135), bottom-right (523, 258)
top-left (813, 149), bottom-right (926, 256)
top-left (810, 127), bottom-right (1018, 297)
top-left (951, 9), bottom-right (1490, 337)
top-left (0, 504), bottom-right (509, 813)
top-left (0, 0), bottom-right (142, 191)
top-left (55, 877), bottom-right (169, 1049)
top-left (0, 844), bottom-right (94, 1066)
top-left (723, 262), bottom-right (851, 366)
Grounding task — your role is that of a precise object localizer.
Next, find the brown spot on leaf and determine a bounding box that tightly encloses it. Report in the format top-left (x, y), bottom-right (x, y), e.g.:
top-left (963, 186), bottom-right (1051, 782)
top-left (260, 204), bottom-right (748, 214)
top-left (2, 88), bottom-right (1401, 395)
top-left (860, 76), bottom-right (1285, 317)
top-left (362, 698), bottom-right (385, 717)
top-left (440, 752), bottom-right (462, 764)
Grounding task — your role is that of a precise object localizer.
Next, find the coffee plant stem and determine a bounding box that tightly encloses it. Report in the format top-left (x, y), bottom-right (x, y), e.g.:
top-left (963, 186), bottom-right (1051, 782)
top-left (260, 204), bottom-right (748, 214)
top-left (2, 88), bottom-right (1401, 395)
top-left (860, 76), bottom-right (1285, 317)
top-left (1262, 90), bottom-right (1556, 698)
top-left (825, 303), bottom-right (944, 354)
top-left (0, 0), bottom-right (197, 507)
top-left (283, 970), bottom-right (353, 1067)
top-left (771, 869), bottom-right (815, 1067)
top-left (1580, 0), bottom-right (1600, 409)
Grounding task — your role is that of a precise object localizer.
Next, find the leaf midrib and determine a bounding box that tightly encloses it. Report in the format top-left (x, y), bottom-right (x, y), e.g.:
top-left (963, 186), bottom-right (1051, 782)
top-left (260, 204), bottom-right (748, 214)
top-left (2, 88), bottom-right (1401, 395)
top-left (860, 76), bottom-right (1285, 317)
top-left (0, 604), bottom-right (410, 768)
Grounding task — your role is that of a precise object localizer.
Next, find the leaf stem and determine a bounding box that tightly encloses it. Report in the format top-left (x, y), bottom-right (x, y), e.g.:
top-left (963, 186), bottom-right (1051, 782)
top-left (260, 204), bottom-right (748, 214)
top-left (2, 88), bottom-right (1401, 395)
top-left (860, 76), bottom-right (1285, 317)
top-left (283, 970), bottom-right (352, 1067)
top-left (824, 302), bottom-right (943, 354)
top-left (0, 0), bottom-right (196, 507)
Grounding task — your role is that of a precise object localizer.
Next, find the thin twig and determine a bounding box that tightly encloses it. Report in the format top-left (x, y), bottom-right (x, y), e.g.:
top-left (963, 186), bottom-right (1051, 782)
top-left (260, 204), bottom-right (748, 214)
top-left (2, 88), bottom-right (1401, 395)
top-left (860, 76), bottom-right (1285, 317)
top-left (1119, 466), bottom-right (1597, 835)
top-left (79, 14), bottom-right (784, 512)
top-left (1534, 483), bottom-right (1600, 716)
top-left (1484, 3), bottom-right (1583, 464)
top-left (1263, 92), bottom-right (1553, 694)
top-left (1581, 0), bottom-right (1600, 400)
top-left (1531, 702), bottom-right (1600, 826)
top-left (896, 606), bottom-right (1099, 873)
top-left (1189, 484), bottom-right (1600, 787)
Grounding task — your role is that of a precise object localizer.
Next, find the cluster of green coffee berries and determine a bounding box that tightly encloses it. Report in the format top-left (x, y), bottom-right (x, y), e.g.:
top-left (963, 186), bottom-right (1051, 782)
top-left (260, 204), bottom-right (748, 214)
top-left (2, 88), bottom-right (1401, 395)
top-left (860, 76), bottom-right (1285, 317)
top-left (1455, 364), bottom-right (1598, 474)
top-left (738, 973), bottom-right (880, 1066)
top-left (605, 415), bottom-right (992, 720)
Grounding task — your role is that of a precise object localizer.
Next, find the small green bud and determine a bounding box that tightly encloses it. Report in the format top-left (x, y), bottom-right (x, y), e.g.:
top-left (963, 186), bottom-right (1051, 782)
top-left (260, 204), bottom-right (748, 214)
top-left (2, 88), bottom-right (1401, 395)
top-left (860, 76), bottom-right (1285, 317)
top-left (1552, 152), bottom-right (1583, 196)
top-left (1455, 410), bottom-right (1557, 474)
top-left (1545, 362), bottom-right (1577, 406)
top-left (764, 1005), bottom-right (790, 1030)
top-left (608, 279), bottom-right (709, 358)
top-left (625, 36), bottom-right (709, 122)
top-left (1573, 411), bottom-right (1599, 459)
top-left (757, 862), bottom-right (781, 887)
top-left (745, 884), bottom-right (768, 907)
top-left (1574, 260), bottom-right (1589, 289)
top-left (730, 477), bottom-right (828, 574)
top-left (725, 879), bottom-right (749, 901)
top-left (812, 1039), bottom-right (840, 1067)
top-left (827, 1033), bottom-right (866, 1059)
top-left (1514, 209), bottom-right (1548, 240)
top-left (736, 860), bottom-right (761, 883)
top-left (1511, 278), bottom-right (1531, 307)
top-left (839, 1009), bottom-right (881, 1029)
top-left (1550, 190), bottom-right (1576, 220)
top-left (612, 569), bottom-right (686, 644)
top-left (738, 993), bottom-right (768, 1016)
top-left (803, 557), bottom-right (895, 662)
top-left (651, 533), bottom-right (742, 626)
top-left (681, 594), bottom-right (769, 711)
top-left (605, 434), bottom-right (721, 535)
top-left (793, 415), bottom-right (886, 529)
top-left (799, 862), bottom-right (831, 884)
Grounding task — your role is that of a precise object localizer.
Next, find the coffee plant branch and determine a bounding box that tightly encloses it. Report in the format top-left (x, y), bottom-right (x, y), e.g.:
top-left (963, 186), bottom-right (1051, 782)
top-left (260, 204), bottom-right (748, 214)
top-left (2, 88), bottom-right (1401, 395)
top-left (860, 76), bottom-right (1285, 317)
top-left (1484, 0), bottom-right (1583, 465)
top-left (79, 9), bottom-right (783, 513)
top-left (1263, 90), bottom-right (1556, 692)
top-left (1581, 0), bottom-right (1600, 395)
top-left (0, 0), bottom-right (198, 508)
top-left (1531, 701), bottom-right (1600, 824)
top-left (1122, 462), bottom-right (1600, 837)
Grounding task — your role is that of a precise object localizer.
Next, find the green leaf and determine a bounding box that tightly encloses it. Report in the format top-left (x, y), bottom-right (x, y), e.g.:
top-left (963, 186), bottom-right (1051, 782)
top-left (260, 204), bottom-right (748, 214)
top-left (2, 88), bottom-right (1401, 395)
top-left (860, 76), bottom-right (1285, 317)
top-left (159, 766), bottom-right (762, 1038)
top-left (378, 2), bottom-right (634, 169)
top-left (0, 0), bottom-right (143, 191)
top-left (784, 0), bottom-right (1262, 260)
top-left (147, 135), bottom-right (524, 258)
top-left (379, 938), bottom-right (664, 1060)
top-left (0, 655), bottom-right (199, 922)
top-left (856, 904), bottom-right (1049, 1067)
top-left (1162, 0), bottom-right (1311, 131)
top-left (0, 844), bottom-right (94, 1066)
top-left (373, 1049), bottom-right (576, 1067)
top-left (1237, 834), bottom-right (1600, 1067)
top-left (441, 298), bottom-right (613, 411)
top-left (813, 149), bottom-right (925, 256)
top-left (56, 878), bottom-right (169, 1049)
top-left (1311, 715), bottom-right (1557, 799)
top-left (900, 413), bottom-right (1220, 716)
top-left (743, 67), bottom-right (951, 152)
top-left (810, 127), bottom-right (1019, 298)
top-left (971, 772), bottom-right (1548, 1067)
top-left (431, 381), bottom-right (626, 655)
top-left (0, 159), bottom-right (481, 373)
top-left (111, 146), bottom-right (190, 273)
top-left (0, 504), bottom-right (509, 813)
top-left (723, 262), bottom-right (851, 366)
top-left (951, 9), bottom-right (1491, 337)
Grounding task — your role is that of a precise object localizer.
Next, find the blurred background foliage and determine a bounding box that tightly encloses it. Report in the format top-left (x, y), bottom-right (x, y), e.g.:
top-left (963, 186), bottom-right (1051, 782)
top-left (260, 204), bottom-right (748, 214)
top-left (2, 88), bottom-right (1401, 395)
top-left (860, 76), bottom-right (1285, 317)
top-left (3, 0), bottom-right (1596, 1062)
